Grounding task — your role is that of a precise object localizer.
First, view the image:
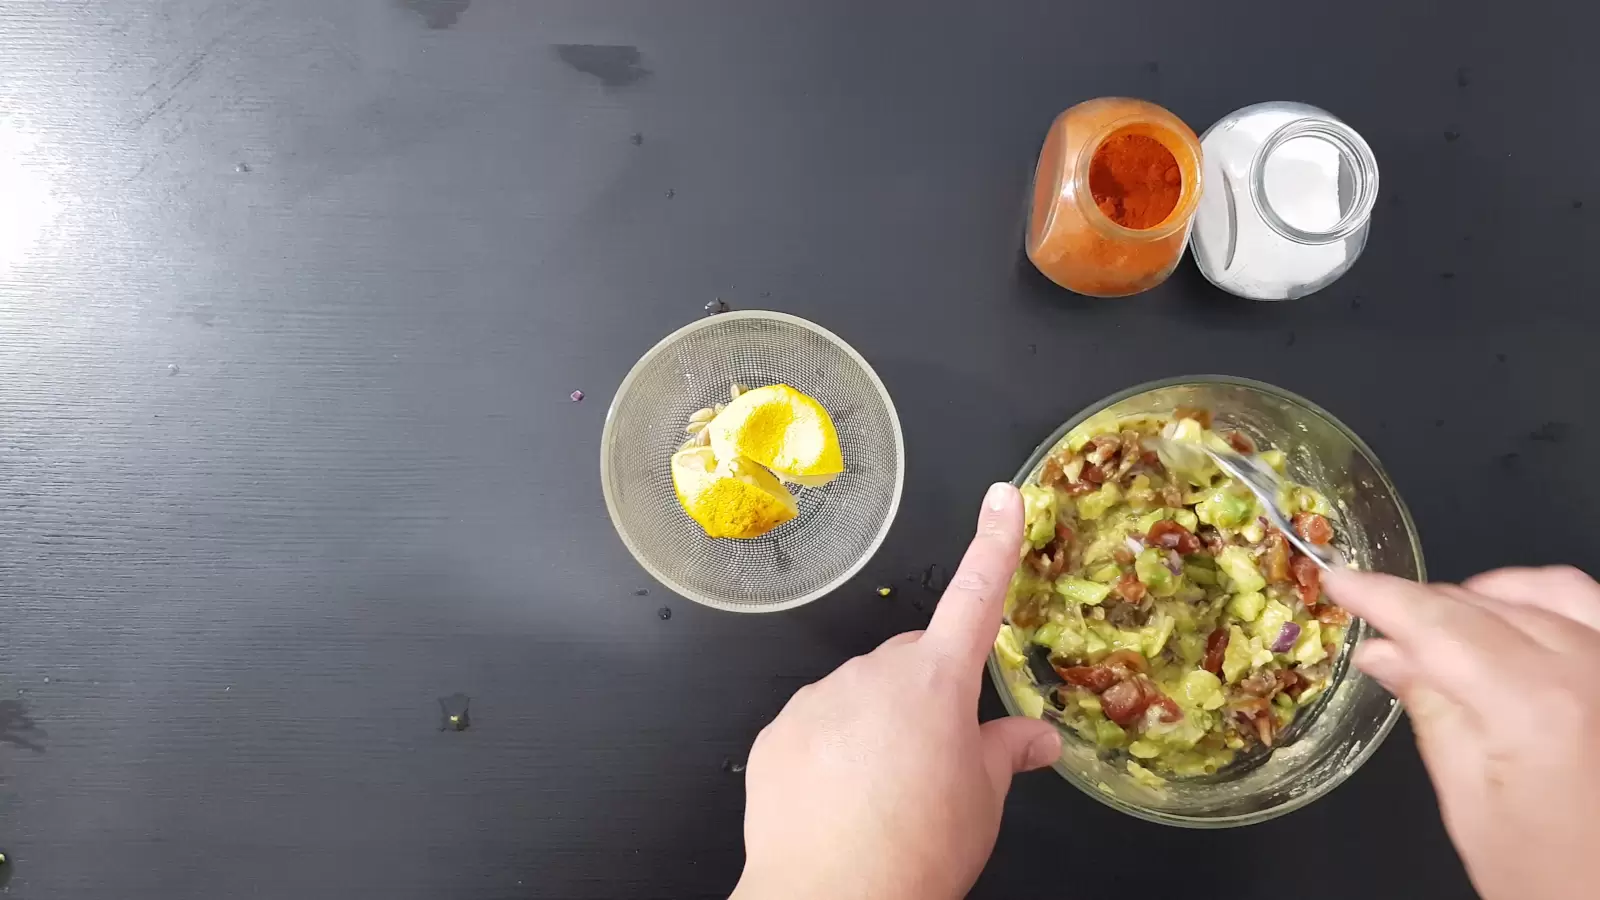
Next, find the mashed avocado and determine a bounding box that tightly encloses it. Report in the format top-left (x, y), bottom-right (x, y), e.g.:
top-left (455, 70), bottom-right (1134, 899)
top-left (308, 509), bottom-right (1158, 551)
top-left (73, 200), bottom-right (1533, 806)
top-left (998, 411), bottom-right (1348, 777)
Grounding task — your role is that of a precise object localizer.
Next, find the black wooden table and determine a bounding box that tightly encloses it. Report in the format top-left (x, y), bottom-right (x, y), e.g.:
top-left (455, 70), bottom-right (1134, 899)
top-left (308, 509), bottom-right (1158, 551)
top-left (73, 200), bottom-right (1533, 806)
top-left (2, 2), bottom-right (1595, 897)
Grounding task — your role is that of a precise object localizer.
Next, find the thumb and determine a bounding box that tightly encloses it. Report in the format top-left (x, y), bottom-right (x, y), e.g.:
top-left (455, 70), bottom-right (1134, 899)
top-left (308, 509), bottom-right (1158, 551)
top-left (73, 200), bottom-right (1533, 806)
top-left (979, 716), bottom-right (1062, 794)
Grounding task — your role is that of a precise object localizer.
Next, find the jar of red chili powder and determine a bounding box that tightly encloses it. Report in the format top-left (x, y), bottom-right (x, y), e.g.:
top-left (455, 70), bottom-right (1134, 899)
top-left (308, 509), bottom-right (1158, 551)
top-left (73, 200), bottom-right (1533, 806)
top-left (1026, 98), bottom-right (1203, 297)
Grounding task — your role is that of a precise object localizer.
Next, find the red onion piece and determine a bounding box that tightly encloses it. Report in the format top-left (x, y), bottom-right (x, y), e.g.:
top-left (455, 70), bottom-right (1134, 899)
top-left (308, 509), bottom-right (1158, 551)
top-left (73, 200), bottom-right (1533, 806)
top-left (1270, 622), bottom-right (1302, 653)
top-left (1124, 536), bottom-right (1144, 556)
top-left (1165, 549), bottom-right (1184, 576)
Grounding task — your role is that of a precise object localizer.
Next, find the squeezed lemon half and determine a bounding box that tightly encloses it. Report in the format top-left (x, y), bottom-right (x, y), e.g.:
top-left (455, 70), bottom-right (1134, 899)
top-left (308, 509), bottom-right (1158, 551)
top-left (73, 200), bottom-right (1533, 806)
top-left (672, 384), bottom-right (843, 539)
top-left (708, 384), bottom-right (844, 488)
top-left (670, 446), bottom-right (799, 539)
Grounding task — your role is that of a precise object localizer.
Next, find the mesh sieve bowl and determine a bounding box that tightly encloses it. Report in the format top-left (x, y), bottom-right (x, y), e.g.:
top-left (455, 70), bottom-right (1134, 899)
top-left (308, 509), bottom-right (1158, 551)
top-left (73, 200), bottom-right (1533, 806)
top-left (600, 311), bottom-right (905, 612)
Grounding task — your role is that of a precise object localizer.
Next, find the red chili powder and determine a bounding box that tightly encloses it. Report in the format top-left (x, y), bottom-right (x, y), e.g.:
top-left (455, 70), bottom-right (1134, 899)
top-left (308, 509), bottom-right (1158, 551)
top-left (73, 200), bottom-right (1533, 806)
top-left (1088, 133), bottom-right (1182, 229)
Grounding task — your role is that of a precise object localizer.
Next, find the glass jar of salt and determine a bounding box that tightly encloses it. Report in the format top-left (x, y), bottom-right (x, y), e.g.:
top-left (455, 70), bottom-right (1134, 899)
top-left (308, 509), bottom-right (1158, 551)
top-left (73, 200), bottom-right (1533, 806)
top-left (1191, 101), bottom-right (1378, 300)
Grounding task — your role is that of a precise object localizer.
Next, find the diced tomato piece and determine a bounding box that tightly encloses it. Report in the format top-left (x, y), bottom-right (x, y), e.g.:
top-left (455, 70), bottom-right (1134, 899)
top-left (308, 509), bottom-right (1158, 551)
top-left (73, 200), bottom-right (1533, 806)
top-left (1225, 431), bottom-right (1255, 453)
top-left (1295, 582), bottom-right (1318, 608)
top-left (1057, 665), bottom-right (1117, 694)
top-left (1291, 555), bottom-right (1322, 607)
top-left (1201, 627), bottom-right (1230, 676)
top-left (1151, 694), bottom-right (1184, 723)
top-left (1292, 512), bottom-right (1334, 545)
top-left (1147, 519), bottom-right (1181, 549)
top-left (1100, 679), bottom-right (1152, 726)
top-left (1263, 531), bottom-right (1292, 583)
top-left (1147, 519), bottom-right (1202, 555)
top-left (1114, 572), bottom-right (1148, 603)
top-left (1313, 604), bottom-right (1350, 626)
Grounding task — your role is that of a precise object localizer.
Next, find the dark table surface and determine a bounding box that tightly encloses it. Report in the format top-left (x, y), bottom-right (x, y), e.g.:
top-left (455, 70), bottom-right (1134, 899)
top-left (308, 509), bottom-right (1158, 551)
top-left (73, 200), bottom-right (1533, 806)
top-left (2, 1), bottom-right (1596, 897)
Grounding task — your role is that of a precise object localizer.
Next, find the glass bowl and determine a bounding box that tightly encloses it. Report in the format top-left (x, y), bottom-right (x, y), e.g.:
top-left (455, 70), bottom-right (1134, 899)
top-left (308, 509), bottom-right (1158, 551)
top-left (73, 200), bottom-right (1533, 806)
top-left (600, 311), bottom-right (905, 613)
top-left (986, 375), bottom-right (1422, 827)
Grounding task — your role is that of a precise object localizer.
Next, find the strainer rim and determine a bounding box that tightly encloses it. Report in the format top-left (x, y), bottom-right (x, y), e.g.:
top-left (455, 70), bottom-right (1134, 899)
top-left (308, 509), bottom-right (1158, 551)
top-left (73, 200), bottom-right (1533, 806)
top-left (599, 310), bottom-right (906, 613)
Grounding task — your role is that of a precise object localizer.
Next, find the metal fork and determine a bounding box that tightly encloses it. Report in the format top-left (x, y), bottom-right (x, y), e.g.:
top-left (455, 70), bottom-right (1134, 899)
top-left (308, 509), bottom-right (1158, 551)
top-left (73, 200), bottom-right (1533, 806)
top-left (1153, 436), bottom-right (1345, 573)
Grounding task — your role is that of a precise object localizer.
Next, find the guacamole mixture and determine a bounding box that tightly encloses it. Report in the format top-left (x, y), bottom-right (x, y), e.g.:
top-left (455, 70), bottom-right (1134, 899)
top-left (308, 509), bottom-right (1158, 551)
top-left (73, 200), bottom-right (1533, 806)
top-left (994, 409), bottom-right (1348, 779)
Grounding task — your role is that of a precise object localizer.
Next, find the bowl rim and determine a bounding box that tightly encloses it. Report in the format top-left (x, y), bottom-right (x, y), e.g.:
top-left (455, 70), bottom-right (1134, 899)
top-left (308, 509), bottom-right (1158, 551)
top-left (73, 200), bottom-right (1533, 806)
top-left (987, 374), bottom-right (1422, 827)
top-left (600, 310), bottom-right (906, 613)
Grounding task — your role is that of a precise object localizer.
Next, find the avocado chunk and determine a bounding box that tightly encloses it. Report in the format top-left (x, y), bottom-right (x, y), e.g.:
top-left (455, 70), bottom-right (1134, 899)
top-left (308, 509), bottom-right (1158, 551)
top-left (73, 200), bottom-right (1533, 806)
top-left (1217, 546), bottom-right (1267, 594)
top-left (1020, 484), bottom-right (1058, 548)
top-left (1134, 548), bottom-right (1180, 597)
top-left (1054, 576), bottom-right (1112, 606)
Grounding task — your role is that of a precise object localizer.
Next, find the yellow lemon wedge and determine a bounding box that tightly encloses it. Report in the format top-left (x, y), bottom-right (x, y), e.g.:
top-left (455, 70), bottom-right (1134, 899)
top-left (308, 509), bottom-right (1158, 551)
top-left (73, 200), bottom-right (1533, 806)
top-left (671, 445), bottom-right (799, 539)
top-left (707, 384), bottom-right (844, 487)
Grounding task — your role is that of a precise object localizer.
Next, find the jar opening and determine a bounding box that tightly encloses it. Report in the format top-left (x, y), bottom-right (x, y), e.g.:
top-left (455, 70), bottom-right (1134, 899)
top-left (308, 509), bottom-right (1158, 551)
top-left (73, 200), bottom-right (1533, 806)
top-left (1088, 131), bottom-right (1182, 230)
top-left (1250, 119), bottom-right (1378, 245)
top-left (1072, 117), bottom-right (1203, 241)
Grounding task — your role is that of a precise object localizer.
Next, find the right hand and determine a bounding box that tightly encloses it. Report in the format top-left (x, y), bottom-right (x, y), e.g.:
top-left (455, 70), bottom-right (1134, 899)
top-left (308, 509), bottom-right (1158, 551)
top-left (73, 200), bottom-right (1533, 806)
top-left (1325, 566), bottom-right (1600, 900)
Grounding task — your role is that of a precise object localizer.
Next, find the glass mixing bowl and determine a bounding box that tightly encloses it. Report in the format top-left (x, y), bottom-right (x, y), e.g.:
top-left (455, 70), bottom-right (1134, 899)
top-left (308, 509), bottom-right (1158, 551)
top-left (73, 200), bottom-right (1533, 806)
top-left (986, 375), bottom-right (1422, 827)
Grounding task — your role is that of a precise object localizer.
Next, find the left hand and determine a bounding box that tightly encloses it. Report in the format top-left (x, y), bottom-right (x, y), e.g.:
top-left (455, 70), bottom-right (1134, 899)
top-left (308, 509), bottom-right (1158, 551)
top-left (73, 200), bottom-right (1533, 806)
top-left (730, 483), bottom-right (1063, 900)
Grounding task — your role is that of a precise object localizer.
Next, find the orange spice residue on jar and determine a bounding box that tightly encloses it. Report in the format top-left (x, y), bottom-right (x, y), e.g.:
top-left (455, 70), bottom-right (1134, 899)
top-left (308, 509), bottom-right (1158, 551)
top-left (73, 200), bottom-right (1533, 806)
top-left (1026, 98), bottom-right (1203, 298)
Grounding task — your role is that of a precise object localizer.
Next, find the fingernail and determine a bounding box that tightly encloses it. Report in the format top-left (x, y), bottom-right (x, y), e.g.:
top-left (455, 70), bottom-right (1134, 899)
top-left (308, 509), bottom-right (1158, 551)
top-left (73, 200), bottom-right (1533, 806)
top-left (985, 482), bottom-right (1012, 512)
top-left (1025, 731), bottom-right (1062, 769)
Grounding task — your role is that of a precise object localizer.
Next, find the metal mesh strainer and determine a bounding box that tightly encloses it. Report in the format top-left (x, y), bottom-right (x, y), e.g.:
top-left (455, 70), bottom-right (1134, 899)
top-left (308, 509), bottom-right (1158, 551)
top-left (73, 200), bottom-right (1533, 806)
top-left (600, 311), bottom-right (904, 612)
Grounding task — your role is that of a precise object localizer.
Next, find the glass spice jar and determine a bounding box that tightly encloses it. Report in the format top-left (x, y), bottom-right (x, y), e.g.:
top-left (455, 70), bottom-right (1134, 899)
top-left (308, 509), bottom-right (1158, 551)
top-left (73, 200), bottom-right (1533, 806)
top-left (1026, 97), bottom-right (1203, 298)
top-left (1191, 101), bottom-right (1379, 300)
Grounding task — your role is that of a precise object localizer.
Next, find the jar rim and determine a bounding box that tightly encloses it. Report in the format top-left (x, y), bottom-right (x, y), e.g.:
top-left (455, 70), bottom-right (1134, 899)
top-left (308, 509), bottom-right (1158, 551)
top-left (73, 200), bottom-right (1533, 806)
top-left (1247, 117), bottom-right (1379, 245)
top-left (1071, 114), bottom-right (1203, 242)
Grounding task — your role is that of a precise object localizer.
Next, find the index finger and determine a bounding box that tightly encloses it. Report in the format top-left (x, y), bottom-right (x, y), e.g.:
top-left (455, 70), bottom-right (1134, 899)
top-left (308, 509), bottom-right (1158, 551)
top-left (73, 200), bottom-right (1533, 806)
top-left (1324, 569), bottom-right (1543, 712)
top-left (1462, 566), bottom-right (1600, 634)
top-left (922, 483), bottom-right (1024, 670)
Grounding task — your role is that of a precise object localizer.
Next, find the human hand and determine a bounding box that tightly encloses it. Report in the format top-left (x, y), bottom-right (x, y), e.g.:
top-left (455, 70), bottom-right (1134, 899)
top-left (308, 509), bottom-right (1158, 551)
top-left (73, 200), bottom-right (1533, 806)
top-left (730, 484), bottom-right (1062, 900)
top-left (1325, 566), bottom-right (1600, 900)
